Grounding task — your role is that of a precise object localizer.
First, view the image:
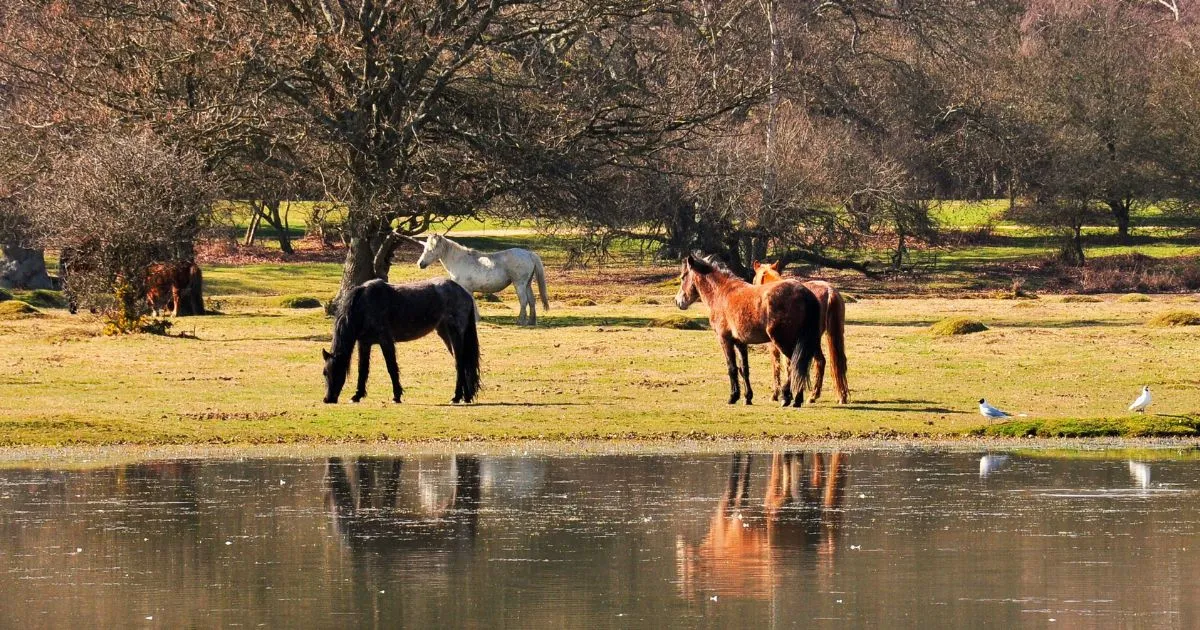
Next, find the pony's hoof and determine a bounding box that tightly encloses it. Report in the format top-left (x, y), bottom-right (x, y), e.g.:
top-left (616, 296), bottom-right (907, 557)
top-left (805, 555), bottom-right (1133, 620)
top-left (808, 397), bottom-right (818, 404)
top-left (771, 393), bottom-right (779, 402)
top-left (791, 399), bottom-right (804, 409)
top-left (744, 398), bottom-right (753, 406)
top-left (351, 394), bottom-right (364, 403)
top-left (451, 398), bottom-right (461, 404)
top-left (727, 396), bottom-right (739, 405)
top-left (780, 397), bottom-right (792, 408)
top-left (392, 397), bottom-right (402, 404)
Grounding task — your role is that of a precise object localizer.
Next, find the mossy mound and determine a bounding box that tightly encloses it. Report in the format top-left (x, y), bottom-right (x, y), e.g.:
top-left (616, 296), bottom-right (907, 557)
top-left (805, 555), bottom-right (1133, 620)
top-left (0, 300), bottom-right (40, 319)
top-left (1148, 310), bottom-right (1200, 327)
top-left (279, 295), bottom-right (322, 309)
top-left (20, 289), bottom-right (67, 309)
top-left (1060, 295), bottom-right (1101, 303)
top-left (649, 315), bottom-right (705, 330)
top-left (0, 287), bottom-right (12, 302)
top-left (624, 295), bottom-right (661, 305)
top-left (565, 298), bottom-right (597, 307)
top-left (930, 317), bottom-right (988, 337)
top-left (1118, 293), bottom-right (1151, 303)
top-left (476, 293), bottom-right (503, 303)
top-left (842, 294), bottom-right (858, 303)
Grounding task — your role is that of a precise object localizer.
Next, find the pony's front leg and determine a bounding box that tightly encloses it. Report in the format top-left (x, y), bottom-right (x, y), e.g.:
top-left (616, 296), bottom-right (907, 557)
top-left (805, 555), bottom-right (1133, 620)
top-left (378, 340), bottom-right (403, 403)
top-left (770, 346), bottom-right (782, 401)
top-left (351, 340), bottom-right (371, 402)
top-left (736, 342), bottom-right (753, 405)
top-left (719, 337), bottom-right (740, 404)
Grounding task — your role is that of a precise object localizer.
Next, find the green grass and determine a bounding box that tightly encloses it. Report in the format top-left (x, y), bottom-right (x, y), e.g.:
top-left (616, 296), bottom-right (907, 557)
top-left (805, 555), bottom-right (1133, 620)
top-left (2, 266), bottom-right (1199, 445)
top-left (279, 295), bottom-right (323, 309)
top-left (929, 317), bottom-right (988, 336)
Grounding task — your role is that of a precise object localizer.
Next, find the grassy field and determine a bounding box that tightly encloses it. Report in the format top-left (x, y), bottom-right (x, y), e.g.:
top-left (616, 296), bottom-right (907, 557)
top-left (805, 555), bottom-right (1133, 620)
top-left (2, 255), bottom-right (1198, 445)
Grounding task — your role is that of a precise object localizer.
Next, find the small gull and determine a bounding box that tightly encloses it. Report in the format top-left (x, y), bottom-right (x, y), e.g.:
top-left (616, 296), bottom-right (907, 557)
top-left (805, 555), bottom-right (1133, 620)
top-left (1128, 386), bottom-right (1152, 414)
top-left (978, 399), bottom-right (1010, 420)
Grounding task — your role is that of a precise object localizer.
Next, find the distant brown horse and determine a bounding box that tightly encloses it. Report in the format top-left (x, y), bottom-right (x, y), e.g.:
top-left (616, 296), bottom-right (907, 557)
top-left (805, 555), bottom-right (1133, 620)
top-left (145, 261), bottom-right (204, 317)
top-left (753, 260), bottom-right (849, 404)
top-left (675, 255), bottom-right (822, 407)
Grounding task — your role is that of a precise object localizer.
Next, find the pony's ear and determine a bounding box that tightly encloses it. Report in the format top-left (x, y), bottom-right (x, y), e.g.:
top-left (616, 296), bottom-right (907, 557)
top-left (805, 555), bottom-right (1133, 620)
top-left (770, 261), bottom-right (783, 271)
top-left (752, 260), bottom-right (762, 270)
top-left (685, 254), bottom-right (696, 268)
top-left (322, 349), bottom-right (332, 361)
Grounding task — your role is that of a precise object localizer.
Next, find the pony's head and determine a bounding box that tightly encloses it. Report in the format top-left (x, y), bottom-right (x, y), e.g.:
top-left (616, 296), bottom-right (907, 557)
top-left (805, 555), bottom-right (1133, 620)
top-left (417, 234), bottom-right (445, 269)
top-left (752, 260), bottom-right (784, 285)
top-left (321, 348), bottom-right (349, 403)
top-left (675, 255), bottom-right (713, 310)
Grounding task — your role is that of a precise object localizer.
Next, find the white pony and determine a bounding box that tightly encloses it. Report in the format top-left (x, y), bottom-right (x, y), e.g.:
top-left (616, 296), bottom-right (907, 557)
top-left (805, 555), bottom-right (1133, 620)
top-left (417, 234), bottom-right (549, 325)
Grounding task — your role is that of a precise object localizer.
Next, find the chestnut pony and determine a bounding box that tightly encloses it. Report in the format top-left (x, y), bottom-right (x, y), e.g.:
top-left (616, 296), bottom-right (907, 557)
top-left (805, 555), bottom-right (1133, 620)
top-left (753, 260), bottom-right (849, 404)
top-left (675, 255), bottom-right (822, 407)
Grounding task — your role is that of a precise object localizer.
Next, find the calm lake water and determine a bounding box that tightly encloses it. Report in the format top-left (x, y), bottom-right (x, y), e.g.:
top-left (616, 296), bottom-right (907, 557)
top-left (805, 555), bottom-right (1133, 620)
top-left (0, 449), bottom-right (1197, 628)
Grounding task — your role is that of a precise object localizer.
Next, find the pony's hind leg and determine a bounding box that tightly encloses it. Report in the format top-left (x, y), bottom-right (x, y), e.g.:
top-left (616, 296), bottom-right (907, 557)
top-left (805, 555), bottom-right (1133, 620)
top-left (719, 336), bottom-right (741, 404)
top-left (524, 278), bottom-right (537, 326)
top-left (809, 338), bottom-right (827, 403)
top-left (736, 342), bottom-right (753, 405)
top-left (772, 339), bottom-right (794, 407)
top-left (352, 340), bottom-right (372, 402)
top-left (378, 339), bottom-right (404, 403)
top-left (770, 346), bottom-right (782, 401)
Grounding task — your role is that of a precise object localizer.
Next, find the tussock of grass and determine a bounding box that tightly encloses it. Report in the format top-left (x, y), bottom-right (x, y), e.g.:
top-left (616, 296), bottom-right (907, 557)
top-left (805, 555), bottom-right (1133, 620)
top-left (1147, 310), bottom-right (1200, 327)
top-left (648, 315), bottom-right (705, 330)
top-left (975, 415), bottom-right (1200, 438)
top-left (1118, 293), bottom-right (1151, 303)
top-left (278, 295), bottom-right (322, 309)
top-left (19, 289), bottom-right (67, 309)
top-left (624, 295), bottom-right (661, 305)
top-left (565, 298), bottom-right (597, 307)
top-left (0, 300), bottom-right (40, 318)
top-left (842, 294), bottom-right (858, 303)
top-left (477, 293), bottom-right (503, 303)
top-left (930, 317), bottom-right (988, 336)
top-left (1059, 295), bottom-right (1102, 303)
top-left (0, 287), bottom-right (12, 302)
top-left (1012, 301), bottom-right (1038, 309)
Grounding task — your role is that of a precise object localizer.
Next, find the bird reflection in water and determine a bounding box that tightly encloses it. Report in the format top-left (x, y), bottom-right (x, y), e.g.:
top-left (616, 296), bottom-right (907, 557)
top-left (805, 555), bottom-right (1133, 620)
top-left (1128, 461), bottom-right (1151, 489)
top-left (676, 452), bottom-right (848, 601)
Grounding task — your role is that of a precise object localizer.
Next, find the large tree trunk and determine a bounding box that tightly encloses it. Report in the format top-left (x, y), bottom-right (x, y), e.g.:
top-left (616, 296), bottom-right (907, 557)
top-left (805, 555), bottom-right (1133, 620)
top-left (0, 245), bottom-right (54, 289)
top-left (1106, 197), bottom-right (1132, 242)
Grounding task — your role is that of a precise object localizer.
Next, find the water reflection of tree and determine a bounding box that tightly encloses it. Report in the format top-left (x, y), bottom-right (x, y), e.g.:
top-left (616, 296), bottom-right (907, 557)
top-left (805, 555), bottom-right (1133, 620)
top-left (677, 452), bottom-right (848, 601)
top-left (324, 456), bottom-right (481, 554)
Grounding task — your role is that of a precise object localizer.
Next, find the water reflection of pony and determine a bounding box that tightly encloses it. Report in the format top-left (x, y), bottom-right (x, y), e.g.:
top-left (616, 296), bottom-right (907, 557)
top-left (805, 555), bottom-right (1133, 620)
top-left (321, 278), bottom-right (481, 404)
top-left (675, 255), bottom-right (823, 407)
top-left (676, 452), bottom-right (848, 600)
top-left (324, 456), bottom-right (482, 553)
top-left (752, 260), bottom-right (849, 404)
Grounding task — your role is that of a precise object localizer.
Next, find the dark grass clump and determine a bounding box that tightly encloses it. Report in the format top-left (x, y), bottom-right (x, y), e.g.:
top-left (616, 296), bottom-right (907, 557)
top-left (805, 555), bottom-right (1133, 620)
top-left (1059, 295), bottom-right (1101, 303)
top-left (929, 317), bottom-right (987, 336)
top-left (0, 287), bottom-right (12, 302)
top-left (279, 295), bottom-right (322, 309)
top-left (649, 315), bottom-right (705, 330)
top-left (1118, 293), bottom-right (1151, 303)
top-left (565, 298), bottom-right (597, 307)
top-left (19, 289), bottom-right (67, 309)
top-left (624, 295), bottom-right (662, 305)
top-left (1147, 310), bottom-right (1200, 327)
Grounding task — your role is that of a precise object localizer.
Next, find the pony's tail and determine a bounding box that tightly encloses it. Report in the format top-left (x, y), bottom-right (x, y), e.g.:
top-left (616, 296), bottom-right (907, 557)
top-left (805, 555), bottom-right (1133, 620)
top-left (188, 263), bottom-right (205, 316)
top-left (533, 254), bottom-right (549, 310)
top-left (457, 314), bottom-right (482, 403)
top-left (788, 288), bottom-right (823, 405)
top-left (826, 290), bottom-right (849, 404)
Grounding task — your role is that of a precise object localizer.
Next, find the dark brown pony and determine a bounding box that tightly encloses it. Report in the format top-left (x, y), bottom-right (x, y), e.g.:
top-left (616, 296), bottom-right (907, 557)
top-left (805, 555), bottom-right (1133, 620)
top-left (145, 261), bottom-right (204, 317)
top-left (753, 260), bottom-right (849, 404)
top-left (674, 255), bottom-right (822, 407)
top-left (322, 278), bottom-right (481, 405)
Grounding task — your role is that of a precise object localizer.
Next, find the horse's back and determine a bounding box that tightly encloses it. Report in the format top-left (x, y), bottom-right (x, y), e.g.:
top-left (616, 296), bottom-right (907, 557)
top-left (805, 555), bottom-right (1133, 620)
top-left (356, 278), bottom-right (472, 341)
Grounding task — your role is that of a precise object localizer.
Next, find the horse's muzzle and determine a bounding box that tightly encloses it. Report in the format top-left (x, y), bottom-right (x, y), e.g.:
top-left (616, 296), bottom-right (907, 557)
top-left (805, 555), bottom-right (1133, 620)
top-left (418, 261), bottom-right (428, 269)
top-left (675, 297), bottom-right (690, 310)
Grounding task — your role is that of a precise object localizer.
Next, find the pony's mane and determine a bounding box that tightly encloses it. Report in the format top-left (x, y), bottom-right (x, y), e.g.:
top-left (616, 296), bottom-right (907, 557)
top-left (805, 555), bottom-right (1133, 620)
top-left (690, 254), bottom-right (735, 276)
top-left (434, 234), bottom-right (481, 257)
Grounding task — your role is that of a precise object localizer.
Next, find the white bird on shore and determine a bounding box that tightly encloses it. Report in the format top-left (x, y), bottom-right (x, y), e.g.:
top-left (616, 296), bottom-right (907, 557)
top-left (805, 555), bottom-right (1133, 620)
top-left (978, 399), bottom-right (1010, 420)
top-left (1128, 386), bottom-right (1152, 414)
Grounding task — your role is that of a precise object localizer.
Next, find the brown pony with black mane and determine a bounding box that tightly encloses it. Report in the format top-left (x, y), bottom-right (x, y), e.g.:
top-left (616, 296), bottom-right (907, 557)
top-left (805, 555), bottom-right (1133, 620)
top-left (753, 260), bottom-right (849, 404)
top-left (675, 255), bottom-right (823, 407)
top-left (322, 278), bottom-right (481, 405)
top-left (145, 261), bottom-right (204, 317)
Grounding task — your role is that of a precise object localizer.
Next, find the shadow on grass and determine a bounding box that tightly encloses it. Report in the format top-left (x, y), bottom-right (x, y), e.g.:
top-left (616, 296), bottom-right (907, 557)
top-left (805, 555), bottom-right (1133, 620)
top-left (839, 398), bottom-right (965, 414)
top-left (484, 315), bottom-right (710, 329)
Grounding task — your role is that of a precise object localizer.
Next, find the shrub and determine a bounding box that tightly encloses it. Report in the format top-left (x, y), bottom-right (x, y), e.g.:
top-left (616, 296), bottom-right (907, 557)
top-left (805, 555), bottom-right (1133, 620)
top-left (1147, 310), bottom-right (1200, 327)
top-left (0, 300), bottom-right (39, 318)
top-left (930, 317), bottom-right (988, 336)
top-left (1118, 293), bottom-right (1151, 303)
top-left (649, 315), bottom-right (705, 330)
top-left (279, 295), bottom-right (322, 309)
